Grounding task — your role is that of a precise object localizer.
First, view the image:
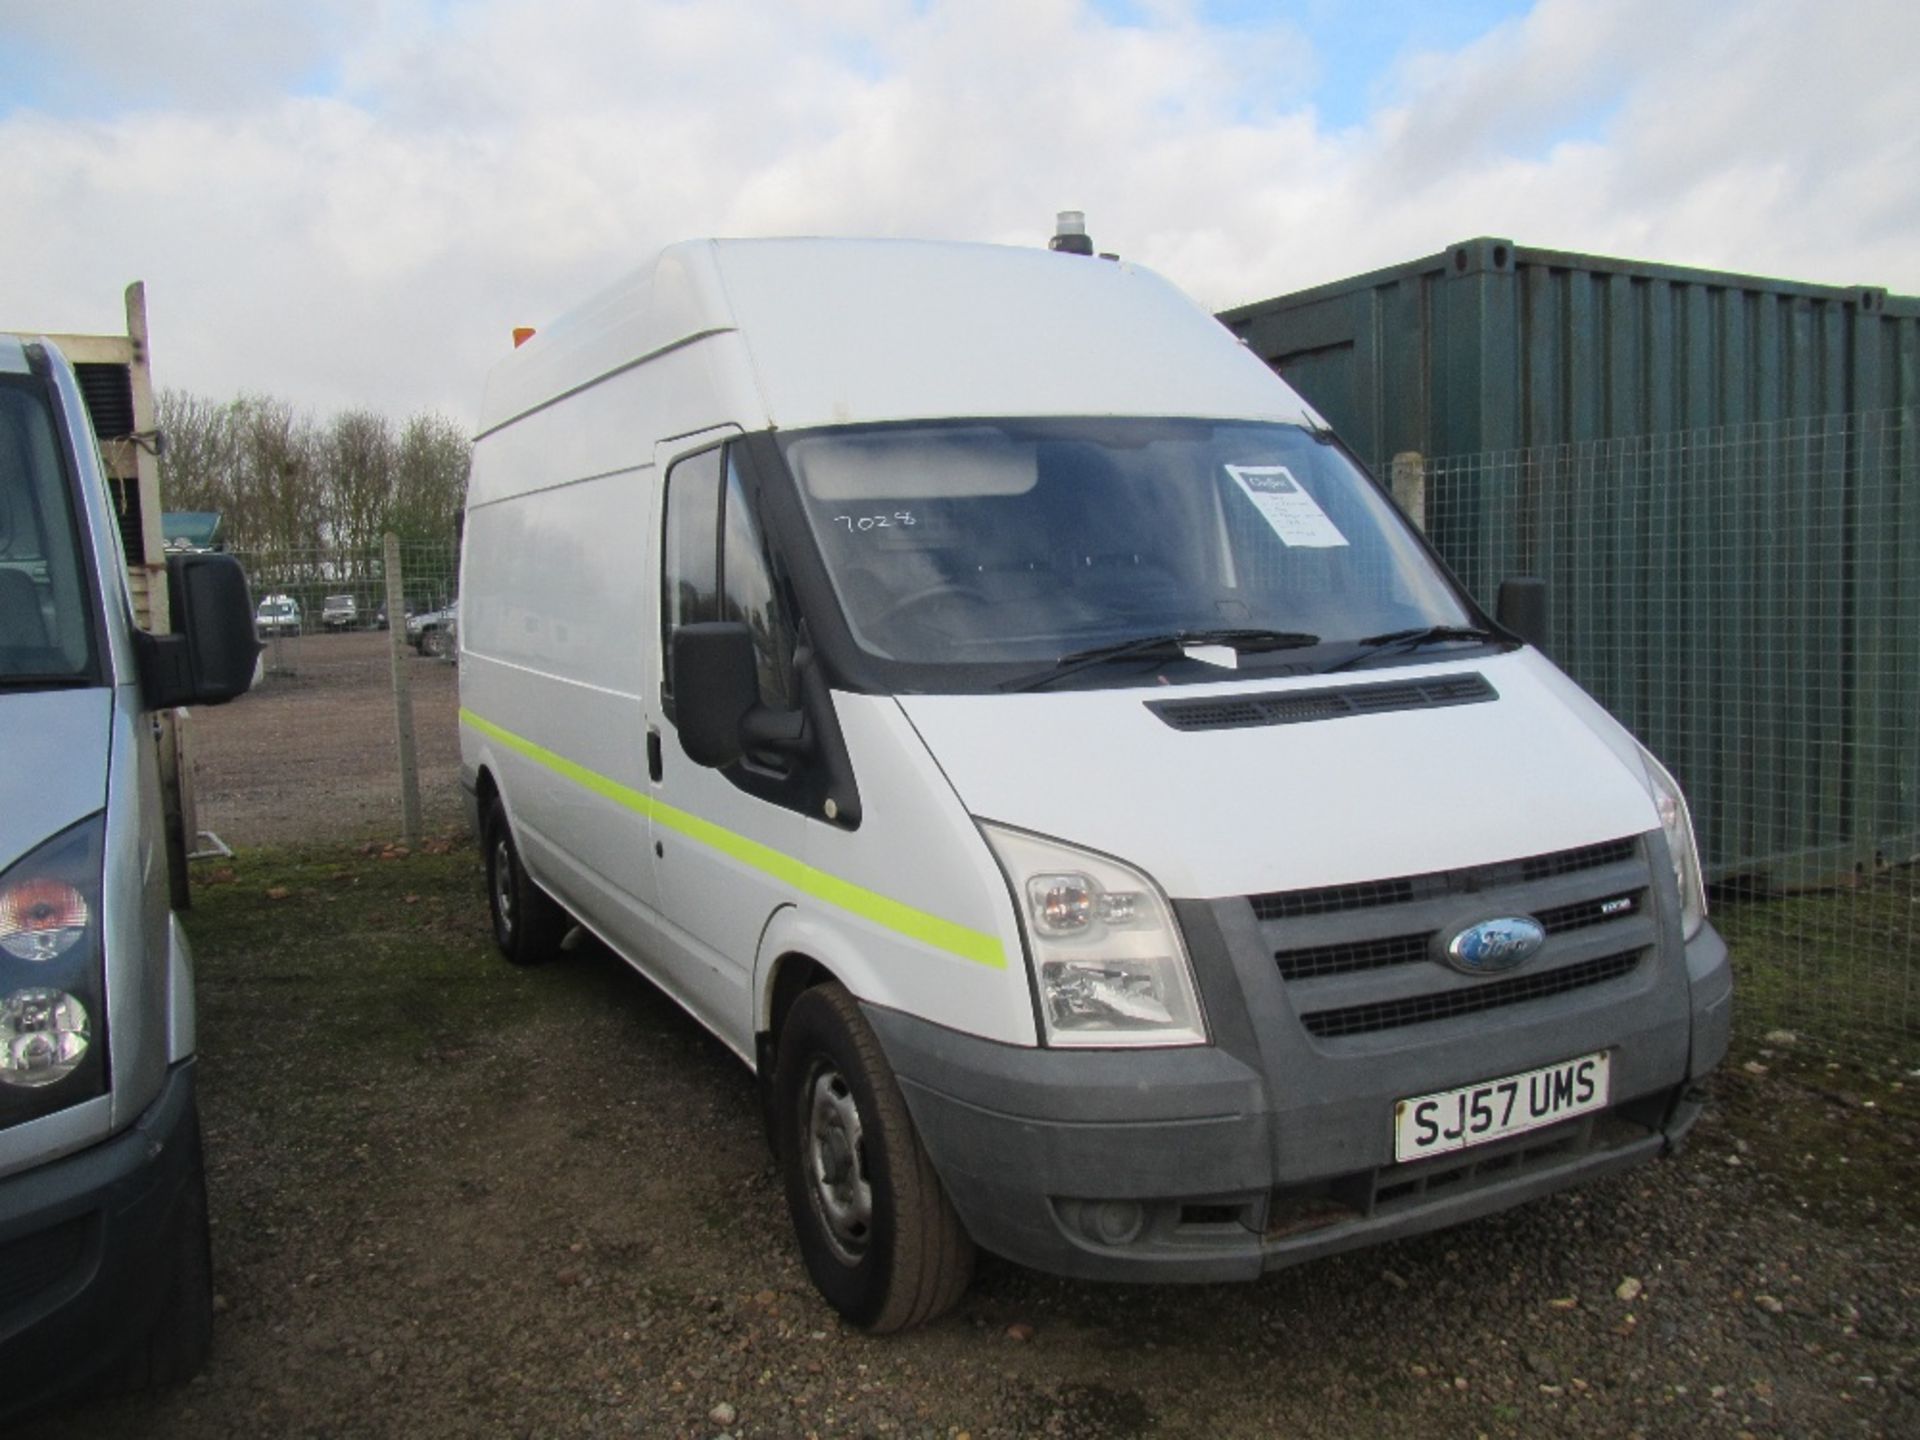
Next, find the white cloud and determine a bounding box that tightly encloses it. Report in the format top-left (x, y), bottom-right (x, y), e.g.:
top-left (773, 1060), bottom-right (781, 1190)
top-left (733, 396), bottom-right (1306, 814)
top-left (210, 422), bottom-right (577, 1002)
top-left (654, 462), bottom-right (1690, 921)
top-left (0, 0), bottom-right (1914, 423)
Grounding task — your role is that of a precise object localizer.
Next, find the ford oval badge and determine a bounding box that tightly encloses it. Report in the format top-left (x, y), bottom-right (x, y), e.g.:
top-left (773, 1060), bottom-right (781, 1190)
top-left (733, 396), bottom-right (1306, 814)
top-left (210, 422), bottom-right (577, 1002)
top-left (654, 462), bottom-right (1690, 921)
top-left (1445, 916), bottom-right (1546, 974)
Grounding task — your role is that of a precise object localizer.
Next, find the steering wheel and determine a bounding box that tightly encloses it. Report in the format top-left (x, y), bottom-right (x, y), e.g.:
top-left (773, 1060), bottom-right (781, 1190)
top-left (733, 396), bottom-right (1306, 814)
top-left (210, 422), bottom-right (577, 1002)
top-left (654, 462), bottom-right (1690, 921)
top-left (872, 581), bottom-right (992, 630)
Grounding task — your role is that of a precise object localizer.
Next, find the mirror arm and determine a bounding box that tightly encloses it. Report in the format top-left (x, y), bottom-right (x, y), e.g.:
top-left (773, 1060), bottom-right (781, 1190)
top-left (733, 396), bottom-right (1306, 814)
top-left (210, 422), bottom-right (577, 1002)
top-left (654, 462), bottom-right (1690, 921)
top-left (741, 703), bottom-right (810, 755)
top-left (133, 630), bottom-right (194, 711)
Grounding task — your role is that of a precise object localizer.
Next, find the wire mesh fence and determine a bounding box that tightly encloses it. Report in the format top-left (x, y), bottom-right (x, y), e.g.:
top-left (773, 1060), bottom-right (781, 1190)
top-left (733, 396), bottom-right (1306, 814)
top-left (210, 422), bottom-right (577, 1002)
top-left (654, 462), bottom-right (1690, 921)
top-left (184, 538), bottom-right (464, 854)
top-left (1405, 408), bottom-right (1919, 1052)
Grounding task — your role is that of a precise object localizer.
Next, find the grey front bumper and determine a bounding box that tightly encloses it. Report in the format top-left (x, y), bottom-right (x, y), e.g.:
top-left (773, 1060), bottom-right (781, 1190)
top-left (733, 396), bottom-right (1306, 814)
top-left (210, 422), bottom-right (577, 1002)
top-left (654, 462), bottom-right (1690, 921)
top-left (868, 922), bottom-right (1729, 1284)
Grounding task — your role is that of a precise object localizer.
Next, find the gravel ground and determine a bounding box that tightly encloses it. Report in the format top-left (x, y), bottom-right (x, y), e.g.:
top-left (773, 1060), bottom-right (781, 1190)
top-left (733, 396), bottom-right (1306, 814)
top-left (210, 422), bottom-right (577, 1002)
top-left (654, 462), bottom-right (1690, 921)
top-left (38, 846), bottom-right (1920, 1440)
top-left (188, 628), bottom-right (465, 849)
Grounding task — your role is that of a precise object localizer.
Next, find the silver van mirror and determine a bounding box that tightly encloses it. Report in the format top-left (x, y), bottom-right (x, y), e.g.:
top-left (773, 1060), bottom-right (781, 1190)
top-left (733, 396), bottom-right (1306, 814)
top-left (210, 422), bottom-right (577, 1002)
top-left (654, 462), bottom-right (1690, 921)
top-left (136, 553), bottom-right (261, 709)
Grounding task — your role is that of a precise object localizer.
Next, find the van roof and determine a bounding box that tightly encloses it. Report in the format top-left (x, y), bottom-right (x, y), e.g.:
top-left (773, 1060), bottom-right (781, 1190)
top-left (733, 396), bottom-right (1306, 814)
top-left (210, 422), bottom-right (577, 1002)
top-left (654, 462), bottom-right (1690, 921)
top-left (478, 238), bottom-right (1314, 437)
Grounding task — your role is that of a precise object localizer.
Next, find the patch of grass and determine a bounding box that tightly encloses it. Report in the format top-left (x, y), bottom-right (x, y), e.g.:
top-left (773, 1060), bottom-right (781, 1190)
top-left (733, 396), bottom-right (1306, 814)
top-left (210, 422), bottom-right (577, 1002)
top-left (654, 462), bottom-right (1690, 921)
top-left (1715, 1041), bottom-right (1920, 1228)
top-left (1712, 869), bottom-right (1919, 1059)
top-left (187, 838), bottom-right (535, 1070)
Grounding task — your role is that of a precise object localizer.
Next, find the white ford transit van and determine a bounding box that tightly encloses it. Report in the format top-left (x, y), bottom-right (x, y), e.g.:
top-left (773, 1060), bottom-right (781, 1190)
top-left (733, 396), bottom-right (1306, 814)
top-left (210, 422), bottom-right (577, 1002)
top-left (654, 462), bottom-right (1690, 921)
top-left (458, 239), bottom-right (1731, 1331)
top-left (0, 337), bottom-right (257, 1401)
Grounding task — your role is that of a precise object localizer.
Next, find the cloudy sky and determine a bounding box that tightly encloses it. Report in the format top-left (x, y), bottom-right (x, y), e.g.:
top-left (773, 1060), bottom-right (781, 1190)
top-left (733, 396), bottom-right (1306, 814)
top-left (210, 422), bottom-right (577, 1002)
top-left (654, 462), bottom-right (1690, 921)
top-left (2, 0), bottom-right (1915, 425)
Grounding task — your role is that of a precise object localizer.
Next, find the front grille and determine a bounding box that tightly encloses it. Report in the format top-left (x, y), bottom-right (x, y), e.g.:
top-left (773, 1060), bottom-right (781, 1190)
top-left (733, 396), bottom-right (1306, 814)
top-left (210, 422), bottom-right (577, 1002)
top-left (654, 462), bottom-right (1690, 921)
top-left (1522, 836), bottom-right (1636, 881)
top-left (1535, 892), bottom-right (1640, 934)
top-left (1147, 672), bottom-right (1495, 733)
top-left (1252, 835), bottom-right (1637, 922)
top-left (1299, 950), bottom-right (1642, 1038)
top-left (1276, 889), bottom-right (1646, 981)
top-left (0, 1214), bottom-right (90, 1315)
top-left (1277, 932), bottom-right (1428, 981)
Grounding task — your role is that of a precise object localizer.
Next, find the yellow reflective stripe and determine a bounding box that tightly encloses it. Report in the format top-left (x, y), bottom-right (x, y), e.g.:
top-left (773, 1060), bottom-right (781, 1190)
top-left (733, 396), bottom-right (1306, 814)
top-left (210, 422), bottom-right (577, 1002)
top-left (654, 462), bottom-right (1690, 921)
top-left (460, 707), bottom-right (1006, 970)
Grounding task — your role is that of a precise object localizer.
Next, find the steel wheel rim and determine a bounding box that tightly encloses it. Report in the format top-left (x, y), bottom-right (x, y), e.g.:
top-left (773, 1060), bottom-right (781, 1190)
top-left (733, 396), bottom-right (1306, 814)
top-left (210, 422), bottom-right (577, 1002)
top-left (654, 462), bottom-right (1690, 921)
top-left (803, 1060), bottom-right (872, 1265)
top-left (491, 837), bottom-right (514, 940)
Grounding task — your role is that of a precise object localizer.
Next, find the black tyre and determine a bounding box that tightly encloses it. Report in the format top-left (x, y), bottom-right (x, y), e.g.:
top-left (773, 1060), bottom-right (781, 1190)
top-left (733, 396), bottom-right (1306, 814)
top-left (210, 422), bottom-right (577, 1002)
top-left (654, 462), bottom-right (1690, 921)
top-left (484, 797), bottom-right (564, 965)
top-left (419, 625), bottom-right (448, 658)
top-left (774, 983), bottom-right (973, 1331)
top-left (113, 1108), bottom-right (213, 1389)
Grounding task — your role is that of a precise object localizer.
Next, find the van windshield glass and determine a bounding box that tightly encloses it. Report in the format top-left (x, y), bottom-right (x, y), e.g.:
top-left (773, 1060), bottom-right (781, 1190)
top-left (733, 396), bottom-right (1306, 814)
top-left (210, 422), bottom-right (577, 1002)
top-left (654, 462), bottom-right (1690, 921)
top-left (0, 375), bottom-right (97, 685)
top-left (781, 418), bottom-right (1472, 680)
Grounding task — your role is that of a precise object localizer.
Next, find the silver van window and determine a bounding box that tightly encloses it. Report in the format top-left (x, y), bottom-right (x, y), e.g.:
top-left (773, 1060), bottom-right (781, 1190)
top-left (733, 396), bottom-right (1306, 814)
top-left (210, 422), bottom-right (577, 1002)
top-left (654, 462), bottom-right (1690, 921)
top-left (0, 377), bottom-right (96, 682)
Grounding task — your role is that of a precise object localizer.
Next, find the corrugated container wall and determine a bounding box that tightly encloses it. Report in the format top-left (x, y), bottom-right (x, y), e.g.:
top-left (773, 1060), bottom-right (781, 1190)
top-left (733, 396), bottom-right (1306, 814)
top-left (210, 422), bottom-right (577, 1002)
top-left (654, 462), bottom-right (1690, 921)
top-left (1220, 236), bottom-right (1920, 465)
top-left (1220, 241), bottom-right (1920, 886)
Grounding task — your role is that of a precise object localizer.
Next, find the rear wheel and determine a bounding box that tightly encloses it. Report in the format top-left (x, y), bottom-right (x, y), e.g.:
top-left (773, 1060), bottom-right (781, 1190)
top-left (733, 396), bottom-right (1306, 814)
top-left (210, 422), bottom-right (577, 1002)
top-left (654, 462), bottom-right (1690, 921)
top-left (419, 625), bottom-right (448, 658)
top-left (484, 798), bottom-right (563, 965)
top-left (774, 983), bottom-right (973, 1331)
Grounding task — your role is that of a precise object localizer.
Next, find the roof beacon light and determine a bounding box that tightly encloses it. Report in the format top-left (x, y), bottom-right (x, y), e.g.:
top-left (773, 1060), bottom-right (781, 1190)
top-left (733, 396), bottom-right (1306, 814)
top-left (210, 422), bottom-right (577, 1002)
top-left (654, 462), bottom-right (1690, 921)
top-left (1049, 211), bottom-right (1094, 257)
top-left (512, 326), bottom-right (537, 348)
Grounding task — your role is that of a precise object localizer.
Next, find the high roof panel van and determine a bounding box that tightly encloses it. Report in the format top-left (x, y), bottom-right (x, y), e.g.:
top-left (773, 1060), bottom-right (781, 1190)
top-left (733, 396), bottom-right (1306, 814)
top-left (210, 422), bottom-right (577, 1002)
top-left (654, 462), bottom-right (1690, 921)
top-left (458, 238), bottom-right (1730, 1330)
top-left (0, 335), bottom-right (257, 1403)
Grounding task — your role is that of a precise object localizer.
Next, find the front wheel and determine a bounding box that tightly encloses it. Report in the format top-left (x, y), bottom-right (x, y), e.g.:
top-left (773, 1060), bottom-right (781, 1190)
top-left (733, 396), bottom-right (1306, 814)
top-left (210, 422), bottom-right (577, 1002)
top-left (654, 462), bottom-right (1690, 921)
top-left (483, 798), bottom-right (563, 965)
top-left (774, 983), bottom-right (973, 1331)
top-left (111, 1106), bottom-right (213, 1390)
top-left (418, 626), bottom-right (448, 658)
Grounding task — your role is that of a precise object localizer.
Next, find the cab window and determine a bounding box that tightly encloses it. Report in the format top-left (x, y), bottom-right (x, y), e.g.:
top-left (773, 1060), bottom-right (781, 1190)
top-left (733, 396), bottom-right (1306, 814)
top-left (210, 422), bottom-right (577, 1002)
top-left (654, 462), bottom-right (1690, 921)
top-left (662, 445), bottom-right (794, 711)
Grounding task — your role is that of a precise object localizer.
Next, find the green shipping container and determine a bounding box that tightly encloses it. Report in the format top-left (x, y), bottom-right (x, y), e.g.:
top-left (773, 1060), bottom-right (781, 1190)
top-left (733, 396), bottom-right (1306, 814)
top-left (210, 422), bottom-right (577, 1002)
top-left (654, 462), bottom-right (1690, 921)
top-left (1219, 240), bottom-right (1920, 886)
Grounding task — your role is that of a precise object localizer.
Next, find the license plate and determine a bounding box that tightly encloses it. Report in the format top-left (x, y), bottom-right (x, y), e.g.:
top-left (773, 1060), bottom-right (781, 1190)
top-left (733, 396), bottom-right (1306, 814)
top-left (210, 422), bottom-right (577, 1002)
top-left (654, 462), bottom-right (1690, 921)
top-left (1393, 1052), bottom-right (1610, 1163)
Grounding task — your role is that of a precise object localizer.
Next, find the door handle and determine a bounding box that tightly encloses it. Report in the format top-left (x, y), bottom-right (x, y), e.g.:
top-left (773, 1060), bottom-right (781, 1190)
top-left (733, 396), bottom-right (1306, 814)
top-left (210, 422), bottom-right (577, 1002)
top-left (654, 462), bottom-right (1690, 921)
top-left (647, 728), bottom-right (664, 782)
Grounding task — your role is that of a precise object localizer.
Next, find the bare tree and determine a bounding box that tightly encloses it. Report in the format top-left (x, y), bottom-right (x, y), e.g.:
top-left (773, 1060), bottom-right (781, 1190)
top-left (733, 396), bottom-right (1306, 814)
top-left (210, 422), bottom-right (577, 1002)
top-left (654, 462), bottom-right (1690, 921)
top-left (322, 409), bottom-right (397, 579)
top-left (391, 412), bottom-right (471, 545)
top-left (156, 388), bottom-right (242, 521)
top-left (233, 395), bottom-right (323, 559)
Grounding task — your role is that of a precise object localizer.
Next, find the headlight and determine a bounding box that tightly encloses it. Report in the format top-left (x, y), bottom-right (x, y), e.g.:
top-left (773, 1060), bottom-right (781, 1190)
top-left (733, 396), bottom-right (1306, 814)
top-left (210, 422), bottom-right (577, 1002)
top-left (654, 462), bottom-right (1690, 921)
top-left (980, 822), bottom-right (1207, 1048)
top-left (0, 816), bottom-right (107, 1124)
top-left (1639, 748), bottom-right (1707, 941)
top-left (0, 989), bottom-right (90, 1087)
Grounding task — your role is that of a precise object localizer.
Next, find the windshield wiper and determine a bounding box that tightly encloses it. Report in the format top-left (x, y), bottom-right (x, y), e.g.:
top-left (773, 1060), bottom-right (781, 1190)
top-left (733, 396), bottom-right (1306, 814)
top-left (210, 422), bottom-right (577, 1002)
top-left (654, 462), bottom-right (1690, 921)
top-left (1324, 624), bottom-right (1503, 673)
top-left (1002, 628), bottom-right (1321, 693)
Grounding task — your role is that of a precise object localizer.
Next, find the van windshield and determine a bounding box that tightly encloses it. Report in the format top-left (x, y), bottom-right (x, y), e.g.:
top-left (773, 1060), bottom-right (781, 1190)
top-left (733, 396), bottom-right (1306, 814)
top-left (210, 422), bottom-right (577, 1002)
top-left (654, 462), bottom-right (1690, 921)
top-left (0, 374), bottom-right (97, 686)
top-left (781, 418), bottom-right (1474, 683)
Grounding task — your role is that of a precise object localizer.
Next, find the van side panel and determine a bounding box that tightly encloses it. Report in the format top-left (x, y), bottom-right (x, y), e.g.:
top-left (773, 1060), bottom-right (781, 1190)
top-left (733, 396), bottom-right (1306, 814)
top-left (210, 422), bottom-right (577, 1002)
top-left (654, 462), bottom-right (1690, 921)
top-left (462, 335), bottom-right (768, 1039)
top-left (101, 686), bottom-right (174, 1130)
top-left (477, 243), bottom-right (738, 439)
top-left (468, 334), bottom-right (763, 508)
top-left (768, 694), bottom-right (1035, 1047)
top-left (461, 470), bottom-right (659, 946)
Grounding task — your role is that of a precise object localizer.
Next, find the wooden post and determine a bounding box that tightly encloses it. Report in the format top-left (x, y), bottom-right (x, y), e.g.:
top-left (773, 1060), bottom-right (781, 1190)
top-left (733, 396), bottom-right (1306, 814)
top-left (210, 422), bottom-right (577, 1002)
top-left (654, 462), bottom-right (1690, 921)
top-left (125, 283), bottom-right (195, 908)
top-left (1391, 451), bottom-right (1427, 532)
top-left (384, 533), bottom-right (423, 845)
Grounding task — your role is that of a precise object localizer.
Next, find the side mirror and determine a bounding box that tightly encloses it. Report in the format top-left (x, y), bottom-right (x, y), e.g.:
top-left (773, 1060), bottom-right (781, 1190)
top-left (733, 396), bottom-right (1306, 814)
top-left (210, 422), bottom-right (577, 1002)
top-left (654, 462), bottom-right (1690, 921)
top-left (136, 553), bottom-right (262, 709)
top-left (1496, 576), bottom-right (1551, 653)
top-left (672, 622), bottom-right (808, 769)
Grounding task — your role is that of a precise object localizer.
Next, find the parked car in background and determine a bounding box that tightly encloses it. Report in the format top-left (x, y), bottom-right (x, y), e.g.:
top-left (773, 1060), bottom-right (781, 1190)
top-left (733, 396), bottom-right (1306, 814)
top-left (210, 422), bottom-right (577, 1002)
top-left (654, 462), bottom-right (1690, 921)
top-left (254, 594), bottom-right (301, 637)
top-left (407, 599), bottom-right (456, 657)
top-left (320, 594), bottom-right (358, 631)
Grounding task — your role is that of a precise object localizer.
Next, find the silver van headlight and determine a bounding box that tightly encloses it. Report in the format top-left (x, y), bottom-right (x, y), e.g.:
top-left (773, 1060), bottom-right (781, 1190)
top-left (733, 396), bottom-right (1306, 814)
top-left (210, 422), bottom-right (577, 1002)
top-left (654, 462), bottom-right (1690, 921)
top-left (979, 822), bottom-right (1207, 1048)
top-left (0, 815), bottom-right (106, 1115)
top-left (1638, 749), bottom-right (1707, 941)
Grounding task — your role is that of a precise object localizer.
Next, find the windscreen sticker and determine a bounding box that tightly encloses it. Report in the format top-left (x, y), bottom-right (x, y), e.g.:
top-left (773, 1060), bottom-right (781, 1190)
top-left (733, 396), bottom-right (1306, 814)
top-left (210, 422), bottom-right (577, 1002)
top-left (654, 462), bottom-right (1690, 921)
top-left (1224, 464), bottom-right (1349, 548)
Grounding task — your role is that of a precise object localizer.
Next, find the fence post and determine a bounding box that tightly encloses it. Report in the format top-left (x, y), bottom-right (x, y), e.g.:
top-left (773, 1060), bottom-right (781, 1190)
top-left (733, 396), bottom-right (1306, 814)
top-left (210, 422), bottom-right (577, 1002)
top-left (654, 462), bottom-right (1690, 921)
top-left (1390, 451), bottom-right (1426, 531)
top-left (383, 533), bottom-right (423, 845)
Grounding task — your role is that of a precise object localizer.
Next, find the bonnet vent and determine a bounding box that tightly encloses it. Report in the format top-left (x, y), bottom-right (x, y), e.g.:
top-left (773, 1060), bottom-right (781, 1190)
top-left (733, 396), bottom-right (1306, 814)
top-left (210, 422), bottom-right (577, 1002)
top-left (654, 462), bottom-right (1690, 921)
top-left (1146, 672), bottom-right (1496, 733)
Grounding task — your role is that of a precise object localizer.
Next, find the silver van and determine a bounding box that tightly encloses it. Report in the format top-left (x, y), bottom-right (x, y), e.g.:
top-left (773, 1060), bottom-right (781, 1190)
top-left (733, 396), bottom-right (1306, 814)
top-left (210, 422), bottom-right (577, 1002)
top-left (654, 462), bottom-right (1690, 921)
top-left (0, 335), bottom-right (256, 1405)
